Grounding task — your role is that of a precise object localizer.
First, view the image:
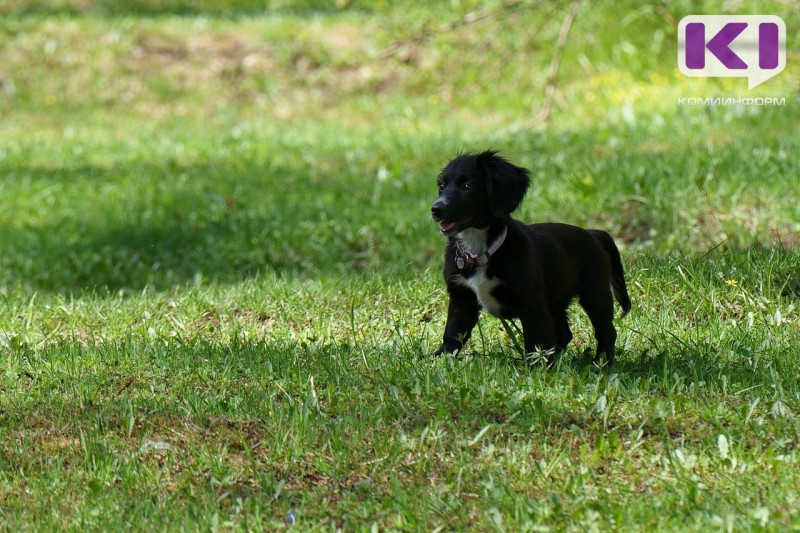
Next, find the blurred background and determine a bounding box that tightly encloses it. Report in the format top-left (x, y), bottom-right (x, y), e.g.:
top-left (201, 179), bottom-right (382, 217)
top-left (1, 0), bottom-right (797, 293)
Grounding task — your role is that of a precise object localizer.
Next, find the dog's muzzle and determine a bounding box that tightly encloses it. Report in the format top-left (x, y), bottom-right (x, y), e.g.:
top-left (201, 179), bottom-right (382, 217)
top-left (431, 199), bottom-right (447, 221)
top-left (432, 199), bottom-right (472, 235)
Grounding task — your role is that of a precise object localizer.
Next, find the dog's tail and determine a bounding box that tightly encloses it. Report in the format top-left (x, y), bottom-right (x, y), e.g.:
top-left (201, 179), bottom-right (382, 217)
top-left (590, 230), bottom-right (632, 316)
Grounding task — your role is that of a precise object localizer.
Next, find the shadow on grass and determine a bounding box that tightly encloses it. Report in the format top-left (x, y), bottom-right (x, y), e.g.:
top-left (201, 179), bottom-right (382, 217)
top-left (3, 125), bottom-right (798, 296)
top-left (0, 159), bottom-right (435, 294)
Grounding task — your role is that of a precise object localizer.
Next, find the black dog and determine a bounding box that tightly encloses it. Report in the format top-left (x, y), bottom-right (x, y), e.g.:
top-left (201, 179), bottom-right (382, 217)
top-left (431, 150), bottom-right (631, 366)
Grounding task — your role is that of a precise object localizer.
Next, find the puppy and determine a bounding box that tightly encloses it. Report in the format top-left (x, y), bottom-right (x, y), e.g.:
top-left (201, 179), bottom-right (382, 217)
top-left (431, 150), bottom-right (631, 366)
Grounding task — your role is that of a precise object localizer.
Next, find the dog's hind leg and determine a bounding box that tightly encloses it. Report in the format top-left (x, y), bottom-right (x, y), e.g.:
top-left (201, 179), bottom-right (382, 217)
top-left (590, 230), bottom-right (631, 316)
top-left (552, 306), bottom-right (573, 351)
top-left (579, 288), bottom-right (617, 366)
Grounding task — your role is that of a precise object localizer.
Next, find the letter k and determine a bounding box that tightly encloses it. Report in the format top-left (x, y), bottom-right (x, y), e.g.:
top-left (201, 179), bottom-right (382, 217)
top-left (686, 22), bottom-right (748, 69)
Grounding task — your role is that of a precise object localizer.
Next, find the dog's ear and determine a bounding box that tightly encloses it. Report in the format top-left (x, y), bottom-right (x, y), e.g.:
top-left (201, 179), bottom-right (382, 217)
top-left (477, 150), bottom-right (531, 217)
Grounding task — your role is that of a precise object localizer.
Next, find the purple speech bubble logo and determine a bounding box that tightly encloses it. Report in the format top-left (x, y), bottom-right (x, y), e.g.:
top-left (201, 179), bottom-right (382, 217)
top-left (678, 15), bottom-right (786, 89)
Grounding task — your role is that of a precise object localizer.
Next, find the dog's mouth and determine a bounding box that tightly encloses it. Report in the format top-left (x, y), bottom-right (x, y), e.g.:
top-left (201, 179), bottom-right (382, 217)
top-left (438, 217), bottom-right (472, 235)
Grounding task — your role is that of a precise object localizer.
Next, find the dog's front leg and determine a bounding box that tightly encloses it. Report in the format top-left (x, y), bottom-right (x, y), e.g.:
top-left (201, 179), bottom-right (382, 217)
top-left (434, 284), bottom-right (481, 356)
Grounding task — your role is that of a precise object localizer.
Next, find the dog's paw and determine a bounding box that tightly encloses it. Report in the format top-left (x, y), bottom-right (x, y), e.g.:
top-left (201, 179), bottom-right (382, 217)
top-left (591, 346), bottom-right (615, 368)
top-left (426, 346), bottom-right (459, 359)
top-left (592, 356), bottom-right (614, 369)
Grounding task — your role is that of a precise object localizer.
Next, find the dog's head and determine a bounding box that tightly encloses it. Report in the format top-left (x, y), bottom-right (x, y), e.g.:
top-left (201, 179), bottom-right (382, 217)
top-left (431, 150), bottom-right (531, 235)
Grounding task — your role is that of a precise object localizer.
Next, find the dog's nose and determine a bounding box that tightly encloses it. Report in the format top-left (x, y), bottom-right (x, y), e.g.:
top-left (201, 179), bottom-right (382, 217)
top-left (431, 200), bottom-right (446, 220)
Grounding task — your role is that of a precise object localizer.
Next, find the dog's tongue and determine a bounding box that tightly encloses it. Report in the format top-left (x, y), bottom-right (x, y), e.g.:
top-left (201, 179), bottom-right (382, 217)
top-left (439, 221), bottom-right (456, 233)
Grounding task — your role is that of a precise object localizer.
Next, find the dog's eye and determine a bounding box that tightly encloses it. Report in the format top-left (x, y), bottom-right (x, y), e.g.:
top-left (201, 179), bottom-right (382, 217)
top-left (461, 182), bottom-right (473, 192)
top-left (437, 181), bottom-right (445, 191)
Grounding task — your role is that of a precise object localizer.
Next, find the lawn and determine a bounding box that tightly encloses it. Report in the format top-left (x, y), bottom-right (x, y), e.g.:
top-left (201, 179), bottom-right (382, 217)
top-left (1, 0), bottom-right (799, 530)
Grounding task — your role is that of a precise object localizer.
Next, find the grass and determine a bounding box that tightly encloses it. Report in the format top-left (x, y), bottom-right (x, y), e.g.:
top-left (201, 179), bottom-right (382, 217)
top-left (1, 0), bottom-right (800, 530)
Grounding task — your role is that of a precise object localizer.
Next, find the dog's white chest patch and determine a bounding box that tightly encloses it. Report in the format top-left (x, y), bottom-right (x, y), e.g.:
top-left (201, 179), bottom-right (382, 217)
top-left (456, 268), bottom-right (504, 317)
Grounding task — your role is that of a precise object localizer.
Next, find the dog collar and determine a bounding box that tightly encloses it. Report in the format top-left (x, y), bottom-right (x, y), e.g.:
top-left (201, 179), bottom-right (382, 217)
top-left (455, 225), bottom-right (508, 270)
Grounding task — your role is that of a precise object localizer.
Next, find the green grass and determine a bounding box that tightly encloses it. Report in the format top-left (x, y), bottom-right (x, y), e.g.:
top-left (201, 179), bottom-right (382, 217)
top-left (1, 0), bottom-right (800, 530)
